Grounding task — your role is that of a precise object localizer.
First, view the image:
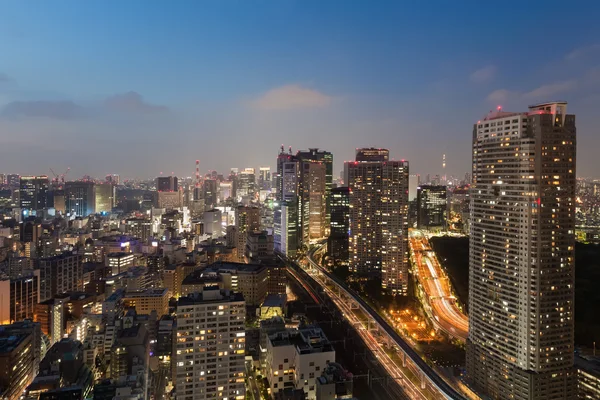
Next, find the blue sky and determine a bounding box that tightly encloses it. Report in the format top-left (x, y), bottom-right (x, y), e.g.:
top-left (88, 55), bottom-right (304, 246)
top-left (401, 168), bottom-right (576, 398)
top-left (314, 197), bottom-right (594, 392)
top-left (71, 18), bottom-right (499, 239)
top-left (1, 1), bottom-right (599, 179)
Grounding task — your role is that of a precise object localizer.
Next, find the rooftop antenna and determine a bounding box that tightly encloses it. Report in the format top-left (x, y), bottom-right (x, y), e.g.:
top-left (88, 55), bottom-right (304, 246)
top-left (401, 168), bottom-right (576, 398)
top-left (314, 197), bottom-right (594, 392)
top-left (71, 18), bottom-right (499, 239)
top-left (288, 146), bottom-right (292, 155)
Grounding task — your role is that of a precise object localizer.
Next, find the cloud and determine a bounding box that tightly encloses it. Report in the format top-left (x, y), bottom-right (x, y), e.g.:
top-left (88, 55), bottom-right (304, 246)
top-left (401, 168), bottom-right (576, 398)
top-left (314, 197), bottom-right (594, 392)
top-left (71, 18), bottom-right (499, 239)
top-left (565, 44), bottom-right (600, 60)
top-left (250, 84), bottom-right (333, 111)
top-left (486, 89), bottom-right (512, 103)
top-left (470, 65), bottom-right (496, 83)
top-left (0, 73), bottom-right (10, 82)
top-left (104, 91), bottom-right (168, 113)
top-left (487, 80), bottom-right (576, 103)
top-left (522, 80), bottom-right (576, 99)
top-left (1, 100), bottom-right (84, 119)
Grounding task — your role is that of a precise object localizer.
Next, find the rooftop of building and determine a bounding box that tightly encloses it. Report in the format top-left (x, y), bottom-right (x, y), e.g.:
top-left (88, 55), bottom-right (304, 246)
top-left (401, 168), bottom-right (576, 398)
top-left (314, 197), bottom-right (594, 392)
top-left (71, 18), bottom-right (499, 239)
top-left (0, 333), bottom-right (28, 354)
top-left (106, 252), bottom-right (134, 258)
top-left (262, 293), bottom-right (287, 308)
top-left (182, 270), bottom-right (222, 285)
top-left (269, 327), bottom-right (333, 354)
top-left (123, 288), bottom-right (168, 298)
top-left (177, 288), bottom-right (244, 305)
top-left (206, 260), bottom-right (266, 273)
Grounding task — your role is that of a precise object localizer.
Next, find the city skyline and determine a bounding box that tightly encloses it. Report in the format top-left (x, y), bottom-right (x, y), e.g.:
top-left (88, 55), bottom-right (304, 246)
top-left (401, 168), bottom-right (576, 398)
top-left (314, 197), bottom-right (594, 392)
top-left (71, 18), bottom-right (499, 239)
top-left (1, 2), bottom-right (600, 178)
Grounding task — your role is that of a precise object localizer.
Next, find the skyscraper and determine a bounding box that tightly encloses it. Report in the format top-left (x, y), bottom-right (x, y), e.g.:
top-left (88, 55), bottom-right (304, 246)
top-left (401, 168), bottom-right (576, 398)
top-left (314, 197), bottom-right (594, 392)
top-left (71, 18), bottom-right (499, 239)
top-left (65, 181), bottom-right (96, 216)
top-left (156, 176), bottom-right (178, 192)
top-left (95, 183), bottom-right (115, 213)
top-left (299, 160), bottom-right (327, 241)
top-left (328, 187), bottom-right (350, 263)
top-left (346, 148), bottom-right (409, 295)
top-left (19, 176), bottom-right (49, 214)
top-left (238, 168), bottom-right (256, 199)
top-left (296, 148), bottom-right (333, 230)
top-left (467, 102), bottom-right (576, 399)
top-left (235, 205), bottom-right (260, 262)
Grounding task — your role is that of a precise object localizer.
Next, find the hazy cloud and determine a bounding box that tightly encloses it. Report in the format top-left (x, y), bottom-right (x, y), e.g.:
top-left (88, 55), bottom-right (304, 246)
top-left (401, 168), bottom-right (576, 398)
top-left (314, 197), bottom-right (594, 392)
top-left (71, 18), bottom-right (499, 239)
top-left (486, 89), bottom-right (513, 103)
top-left (1, 100), bottom-right (84, 119)
top-left (250, 84), bottom-right (333, 111)
top-left (565, 44), bottom-right (600, 60)
top-left (522, 80), bottom-right (576, 99)
top-left (104, 91), bottom-right (168, 113)
top-left (0, 73), bottom-right (10, 82)
top-left (470, 65), bottom-right (496, 83)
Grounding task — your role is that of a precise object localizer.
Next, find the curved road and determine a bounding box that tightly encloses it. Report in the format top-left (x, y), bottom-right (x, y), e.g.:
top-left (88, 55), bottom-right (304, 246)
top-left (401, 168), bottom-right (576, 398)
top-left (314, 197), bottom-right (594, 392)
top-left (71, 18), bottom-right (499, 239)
top-left (304, 245), bottom-right (468, 400)
top-left (410, 232), bottom-right (469, 340)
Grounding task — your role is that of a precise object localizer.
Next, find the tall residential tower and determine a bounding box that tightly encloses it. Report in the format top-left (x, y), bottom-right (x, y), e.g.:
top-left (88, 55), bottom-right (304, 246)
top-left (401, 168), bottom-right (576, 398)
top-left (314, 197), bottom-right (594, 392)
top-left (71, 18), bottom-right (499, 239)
top-left (467, 102), bottom-right (576, 399)
top-left (346, 149), bottom-right (409, 295)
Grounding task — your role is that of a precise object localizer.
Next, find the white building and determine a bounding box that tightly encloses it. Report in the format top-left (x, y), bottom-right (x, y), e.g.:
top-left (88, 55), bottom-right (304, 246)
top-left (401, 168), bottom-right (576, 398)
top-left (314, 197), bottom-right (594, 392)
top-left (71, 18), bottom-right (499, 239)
top-left (175, 288), bottom-right (246, 400)
top-left (467, 102), bottom-right (577, 399)
top-left (266, 327), bottom-right (335, 400)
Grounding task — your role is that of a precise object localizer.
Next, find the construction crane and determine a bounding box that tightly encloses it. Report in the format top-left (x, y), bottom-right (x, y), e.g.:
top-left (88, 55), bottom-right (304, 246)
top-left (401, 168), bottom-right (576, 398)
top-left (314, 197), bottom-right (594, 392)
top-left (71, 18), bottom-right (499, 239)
top-left (49, 167), bottom-right (71, 187)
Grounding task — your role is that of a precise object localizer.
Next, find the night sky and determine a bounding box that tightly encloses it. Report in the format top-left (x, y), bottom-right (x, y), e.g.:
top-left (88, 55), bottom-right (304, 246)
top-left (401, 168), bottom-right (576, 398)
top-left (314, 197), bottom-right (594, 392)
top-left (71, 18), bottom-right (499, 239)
top-left (1, 1), bottom-right (599, 179)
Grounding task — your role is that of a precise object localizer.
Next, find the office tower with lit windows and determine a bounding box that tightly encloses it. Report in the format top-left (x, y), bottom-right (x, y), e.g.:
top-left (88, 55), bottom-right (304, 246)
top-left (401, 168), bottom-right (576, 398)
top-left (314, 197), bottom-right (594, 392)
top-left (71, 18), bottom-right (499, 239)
top-left (258, 167), bottom-right (271, 191)
top-left (203, 179), bottom-right (218, 208)
top-left (95, 183), bottom-right (115, 213)
top-left (299, 159), bottom-right (327, 242)
top-left (235, 206), bottom-right (260, 261)
top-left (19, 176), bottom-right (49, 214)
top-left (65, 181), bottom-right (96, 216)
top-left (6, 174), bottom-right (20, 188)
top-left (328, 187), bottom-right (350, 263)
top-left (274, 200), bottom-right (298, 258)
top-left (297, 148), bottom-right (333, 233)
top-left (346, 148), bottom-right (409, 295)
top-left (467, 102), bottom-right (576, 400)
top-left (175, 288), bottom-right (246, 400)
top-left (416, 185), bottom-right (447, 230)
top-left (238, 168), bottom-right (256, 199)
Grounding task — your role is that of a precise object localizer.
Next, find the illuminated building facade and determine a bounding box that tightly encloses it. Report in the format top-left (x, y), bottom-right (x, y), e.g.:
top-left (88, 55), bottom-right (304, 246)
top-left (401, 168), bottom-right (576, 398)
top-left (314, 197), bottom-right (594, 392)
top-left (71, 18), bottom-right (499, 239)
top-left (65, 181), bottom-right (96, 217)
top-left (19, 175), bottom-right (49, 215)
top-left (328, 187), bottom-right (350, 263)
top-left (175, 289), bottom-right (246, 400)
top-left (346, 148), bottom-right (409, 295)
top-left (467, 102), bottom-right (576, 399)
top-left (416, 185), bottom-right (447, 230)
top-left (94, 183), bottom-right (115, 213)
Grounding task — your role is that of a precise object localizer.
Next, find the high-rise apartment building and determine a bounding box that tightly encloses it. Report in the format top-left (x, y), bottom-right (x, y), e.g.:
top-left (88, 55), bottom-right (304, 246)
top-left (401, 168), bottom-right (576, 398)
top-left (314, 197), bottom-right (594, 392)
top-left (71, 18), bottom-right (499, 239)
top-left (328, 187), bottom-right (350, 263)
top-left (467, 102), bottom-right (576, 399)
top-left (416, 185), bottom-right (447, 230)
top-left (0, 323), bottom-right (37, 400)
top-left (175, 288), bottom-right (246, 400)
top-left (346, 148), bottom-right (409, 295)
top-left (19, 176), bottom-right (49, 214)
top-left (65, 181), bottom-right (96, 216)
